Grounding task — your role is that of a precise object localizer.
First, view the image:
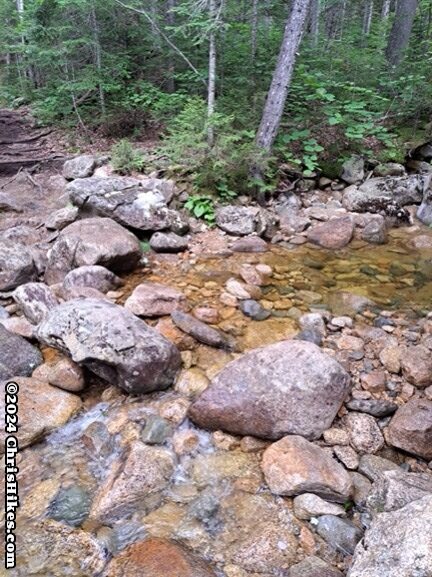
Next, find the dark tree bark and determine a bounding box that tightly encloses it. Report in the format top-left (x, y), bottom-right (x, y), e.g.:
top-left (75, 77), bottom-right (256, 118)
top-left (385, 0), bottom-right (418, 65)
top-left (256, 0), bottom-right (312, 152)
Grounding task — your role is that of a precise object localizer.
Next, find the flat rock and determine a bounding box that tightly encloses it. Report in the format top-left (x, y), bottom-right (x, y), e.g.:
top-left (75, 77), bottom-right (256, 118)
top-left (171, 310), bottom-right (229, 349)
top-left (189, 340), bottom-right (351, 440)
top-left (345, 399), bottom-right (398, 418)
top-left (62, 265), bottom-right (123, 295)
top-left (0, 324), bottom-right (43, 380)
top-left (150, 232), bottom-right (189, 253)
top-left (68, 176), bottom-right (187, 233)
top-left (63, 155), bottom-right (96, 179)
top-left (105, 538), bottom-right (216, 577)
top-left (348, 496), bottom-right (432, 577)
top-left (0, 239), bottom-right (37, 291)
top-left (387, 398), bottom-right (432, 461)
top-left (45, 217), bottom-right (141, 284)
top-left (231, 236), bottom-right (268, 252)
top-left (293, 493), bottom-right (346, 520)
top-left (0, 377), bottom-right (81, 451)
top-left (367, 469), bottom-right (432, 512)
top-left (13, 282), bottom-right (58, 324)
top-left (37, 298), bottom-right (181, 394)
top-left (125, 282), bottom-right (185, 317)
top-left (308, 216), bottom-right (354, 249)
top-left (89, 442), bottom-right (175, 524)
top-left (261, 435), bottom-right (353, 502)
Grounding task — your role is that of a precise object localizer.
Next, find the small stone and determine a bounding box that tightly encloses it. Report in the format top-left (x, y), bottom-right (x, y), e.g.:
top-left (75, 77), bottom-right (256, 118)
top-left (379, 346), bottom-right (401, 373)
top-left (231, 236), bottom-right (268, 253)
top-left (367, 469), bottom-right (432, 513)
top-left (360, 370), bottom-right (387, 393)
top-left (323, 428), bottom-right (349, 446)
top-left (49, 485), bottom-right (91, 527)
top-left (293, 493), bottom-right (346, 520)
top-left (400, 345), bottom-right (432, 387)
top-left (141, 415), bottom-right (173, 445)
top-left (387, 398), bottom-right (432, 461)
top-left (150, 232), bottom-right (189, 253)
top-left (337, 335), bottom-right (364, 351)
top-left (345, 412), bottom-right (384, 454)
top-left (171, 310), bottom-right (229, 349)
top-left (333, 445), bottom-right (359, 470)
top-left (290, 556), bottom-right (343, 577)
top-left (239, 299), bottom-right (271, 321)
top-left (125, 282), bottom-right (185, 317)
top-left (358, 454), bottom-right (400, 482)
top-left (172, 430), bottom-right (199, 455)
top-left (315, 515), bottom-right (363, 555)
top-left (193, 307), bottom-right (219, 324)
top-left (308, 216), bottom-right (354, 250)
top-left (350, 472), bottom-right (372, 506)
top-left (346, 399), bottom-right (398, 418)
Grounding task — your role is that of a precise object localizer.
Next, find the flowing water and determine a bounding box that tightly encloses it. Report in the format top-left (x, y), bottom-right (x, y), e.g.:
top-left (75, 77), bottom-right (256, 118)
top-left (2, 225), bottom-right (432, 576)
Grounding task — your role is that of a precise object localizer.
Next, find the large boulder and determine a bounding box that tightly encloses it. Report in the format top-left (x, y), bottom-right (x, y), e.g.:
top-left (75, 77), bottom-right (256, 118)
top-left (189, 340), bottom-right (351, 440)
top-left (105, 538), bottom-right (216, 577)
top-left (417, 186), bottom-right (432, 225)
top-left (387, 397), bottom-right (432, 461)
top-left (261, 435), bottom-right (353, 502)
top-left (44, 218), bottom-right (141, 285)
top-left (0, 377), bottom-right (82, 451)
top-left (0, 239), bottom-right (37, 291)
top-left (343, 174), bottom-right (430, 212)
top-left (0, 324), bottom-right (43, 380)
top-left (367, 469), bottom-right (432, 513)
top-left (348, 496), bottom-right (432, 577)
top-left (62, 265), bottom-right (124, 295)
top-left (63, 155), bottom-right (96, 180)
top-left (215, 205), bottom-right (277, 237)
top-left (37, 298), bottom-right (182, 394)
top-left (67, 176), bottom-right (187, 233)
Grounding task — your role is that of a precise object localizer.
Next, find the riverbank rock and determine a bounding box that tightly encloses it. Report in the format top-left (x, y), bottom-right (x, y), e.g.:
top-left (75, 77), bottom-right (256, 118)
top-left (261, 435), bottom-right (353, 502)
top-left (68, 176), bottom-right (187, 233)
top-left (189, 340), bottom-right (350, 440)
top-left (0, 377), bottom-right (81, 451)
top-left (290, 556), bottom-right (343, 577)
top-left (37, 298), bottom-right (181, 394)
top-left (387, 398), bottom-right (432, 460)
top-left (416, 184), bottom-right (432, 225)
top-left (0, 239), bottom-right (37, 291)
top-left (45, 217), bottom-right (141, 284)
top-left (171, 310), bottom-right (230, 349)
top-left (14, 520), bottom-right (107, 577)
top-left (150, 232), bottom-right (189, 253)
top-left (45, 206), bottom-right (79, 230)
top-left (400, 344), bottom-right (432, 387)
top-left (13, 282), bottom-right (58, 324)
top-left (341, 156), bottom-right (365, 184)
top-left (63, 155), bottom-right (96, 180)
top-left (105, 538), bottom-right (216, 577)
top-left (89, 442), bottom-right (175, 524)
top-left (293, 493), bottom-right (346, 520)
top-left (62, 265), bottom-right (124, 295)
top-left (315, 516), bottom-right (363, 555)
top-left (0, 324), bottom-right (43, 380)
top-left (367, 469), bottom-right (432, 513)
top-left (343, 174), bottom-right (430, 212)
top-left (345, 412), bottom-right (384, 454)
top-left (33, 357), bottom-right (85, 393)
top-left (348, 496), bottom-right (432, 577)
top-left (307, 216), bottom-right (354, 249)
top-left (125, 283), bottom-right (185, 317)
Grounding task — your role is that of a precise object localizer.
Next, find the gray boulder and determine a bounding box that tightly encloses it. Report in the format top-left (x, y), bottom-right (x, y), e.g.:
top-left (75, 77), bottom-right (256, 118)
top-left (13, 282), bottom-right (58, 324)
top-left (387, 397), bottom-right (432, 461)
top-left (416, 187), bottom-right (432, 225)
top-left (63, 155), bottom-right (96, 180)
top-left (44, 218), bottom-right (141, 285)
top-left (343, 174), bottom-right (430, 212)
top-left (215, 206), bottom-right (259, 236)
top-left (0, 239), bottom-right (37, 291)
top-left (46, 206), bottom-right (79, 230)
top-left (37, 298), bottom-right (182, 394)
top-left (0, 324), bottom-right (43, 380)
top-left (62, 265), bottom-right (124, 295)
top-left (189, 340), bottom-right (351, 440)
top-left (150, 232), bottom-right (189, 253)
top-left (348, 496), bottom-right (432, 577)
top-left (67, 176), bottom-right (187, 233)
top-left (341, 156), bottom-right (365, 184)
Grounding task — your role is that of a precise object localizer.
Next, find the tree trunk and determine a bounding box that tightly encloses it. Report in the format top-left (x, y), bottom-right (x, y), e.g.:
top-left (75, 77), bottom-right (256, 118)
top-left (385, 0), bottom-right (418, 65)
top-left (310, 0), bottom-right (320, 47)
top-left (251, 0), bottom-right (259, 62)
top-left (363, 0), bottom-right (374, 36)
top-left (207, 0), bottom-right (217, 147)
top-left (90, 1), bottom-right (106, 117)
top-left (381, 0), bottom-right (391, 18)
top-left (165, 0), bottom-right (176, 92)
top-left (256, 0), bottom-right (312, 152)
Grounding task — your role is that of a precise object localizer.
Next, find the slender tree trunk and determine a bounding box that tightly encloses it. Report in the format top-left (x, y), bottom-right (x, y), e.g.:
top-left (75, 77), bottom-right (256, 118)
top-left (165, 0), bottom-right (176, 92)
top-left (251, 0), bottom-right (259, 62)
top-left (207, 0), bottom-right (217, 147)
top-left (256, 0), bottom-right (312, 152)
top-left (90, 1), bottom-right (106, 117)
top-left (310, 0), bottom-right (320, 47)
top-left (381, 0), bottom-right (391, 18)
top-left (363, 0), bottom-right (374, 36)
top-left (385, 0), bottom-right (418, 65)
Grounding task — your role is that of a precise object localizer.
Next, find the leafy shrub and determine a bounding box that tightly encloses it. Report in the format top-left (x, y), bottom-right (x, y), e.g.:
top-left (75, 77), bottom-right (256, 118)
top-left (184, 194), bottom-right (215, 223)
top-left (111, 139), bottom-right (144, 175)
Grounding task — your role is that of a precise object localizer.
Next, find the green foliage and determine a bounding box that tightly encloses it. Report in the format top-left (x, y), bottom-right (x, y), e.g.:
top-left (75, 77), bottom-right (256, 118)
top-left (184, 194), bottom-right (215, 223)
top-left (111, 139), bottom-right (144, 175)
top-left (159, 97), bottom-right (264, 195)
